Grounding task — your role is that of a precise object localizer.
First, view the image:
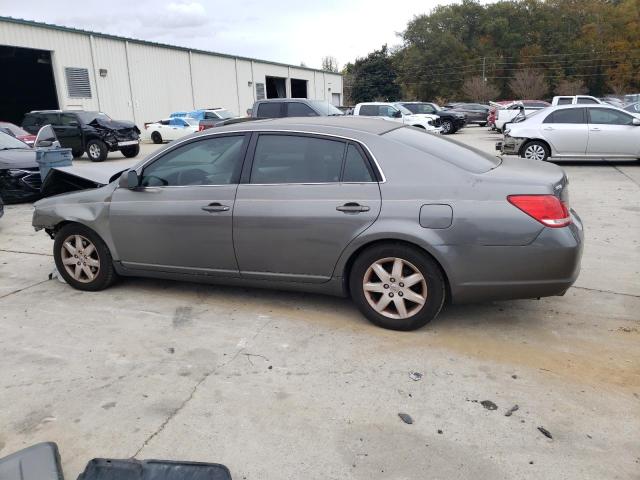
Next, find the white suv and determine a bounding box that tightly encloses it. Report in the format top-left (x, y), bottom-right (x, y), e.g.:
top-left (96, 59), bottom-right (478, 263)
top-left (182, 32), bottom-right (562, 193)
top-left (353, 102), bottom-right (442, 133)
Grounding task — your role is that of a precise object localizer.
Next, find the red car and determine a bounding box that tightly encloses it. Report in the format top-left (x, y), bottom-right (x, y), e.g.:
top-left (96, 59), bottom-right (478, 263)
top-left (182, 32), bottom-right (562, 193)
top-left (0, 121), bottom-right (36, 146)
top-left (487, 101), bottom-right (513, 130)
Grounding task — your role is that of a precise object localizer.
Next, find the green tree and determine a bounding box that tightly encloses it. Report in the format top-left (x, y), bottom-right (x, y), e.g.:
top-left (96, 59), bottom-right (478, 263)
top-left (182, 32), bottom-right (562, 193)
top-left (345, 45), bottom-right (401, 103)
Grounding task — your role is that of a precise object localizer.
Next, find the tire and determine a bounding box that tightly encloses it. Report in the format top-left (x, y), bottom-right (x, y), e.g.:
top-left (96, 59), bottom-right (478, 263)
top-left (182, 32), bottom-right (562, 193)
top-left (86, 139), bottom-right (108, 162)
top-left (72, 149), bottom-right (84, 159)
top-left (479, 122), bottom-right (487, 127)
top-left (53, 223), bottom-right (117, 291)
top-left (521, 140), bottom-right (550, 162)
top-left (151, 131), bottom-right (163, 144)
top-left (349, 243), bottom-right (446, 331)
top-left (120, 144), bottom-right (140, 158)
top-left (441, 120), bottom-right (454, 135)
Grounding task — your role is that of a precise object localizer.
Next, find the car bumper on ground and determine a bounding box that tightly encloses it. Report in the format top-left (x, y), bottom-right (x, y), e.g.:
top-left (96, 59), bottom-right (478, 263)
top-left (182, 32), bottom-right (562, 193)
top-left (496, 135), bottom-right (525, 155)
top-left (445, 210), bottom-right (584, 303)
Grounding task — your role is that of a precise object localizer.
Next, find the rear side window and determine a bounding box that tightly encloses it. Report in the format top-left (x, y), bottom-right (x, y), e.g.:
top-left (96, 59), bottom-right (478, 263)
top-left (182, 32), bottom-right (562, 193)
top-left (256, 103), bottom-right (282, 118)
top-left (343, 144), bottom-right (374, 182)
top-left (251, 135), bottom-right (345, 184)
top-left (543, 108), bottom-right (585, 124)
top-left (556, 98), bottom-right (573, 105)
top-left (286, 102), bottom-right (318, 117)
top-left (588, 108), bottom-right (634, 125)
top-left (577, 98), bottom-right (599, 104)
top-left (358, 105), bottom-right (379, 116)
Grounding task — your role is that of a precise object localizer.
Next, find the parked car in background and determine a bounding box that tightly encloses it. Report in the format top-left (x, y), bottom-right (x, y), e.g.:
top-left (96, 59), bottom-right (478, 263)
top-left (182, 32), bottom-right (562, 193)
top-left (498, 104), bottom-right (640, 161)
top-left (0, 130), bottom-right (41, 203)
top-left (0, 122), bottom-right (36, 146)
top-left (171, 108), bottom-right (238, 122)
top-left (144, 117), bottom-right (199, 144)
top-left (353, 102), bottom-right (441, 132)
top-left (198, 117), bottom-right (256, 131)
top-left (494, 100), bottom-right (551, 132)
top-left (601, 97), bottom-right (625, 108)
top-left (22, 110), bottom-right (140, 162)
top-left (337, 106), bottom-right (355, 115)
top-left (624, 102), bottom-right (640, 114)
top-left (443, 103), bottom-right (489, 126)
top-left (249, 99), bottom-right (344, 118)
top-left (487, 101), bottom-right (513, 130)
top-left (551, 95), bottom-right (602, 106)
top-left (398, 102), bottom-right (466, 134)
top-left (33, 117), bottom-right (583, 331)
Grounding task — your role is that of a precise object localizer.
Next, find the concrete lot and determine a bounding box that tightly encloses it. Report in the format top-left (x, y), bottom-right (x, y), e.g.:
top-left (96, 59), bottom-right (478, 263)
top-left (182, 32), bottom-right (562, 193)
top-left (1, 128), bottom-right (638, 479)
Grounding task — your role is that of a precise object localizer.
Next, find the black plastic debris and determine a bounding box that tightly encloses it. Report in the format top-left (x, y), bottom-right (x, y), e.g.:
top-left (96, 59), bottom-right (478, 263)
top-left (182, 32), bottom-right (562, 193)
top-left (398, 413), bottom-right (413, 424)
top-left (537, 426), bottom-right (553, 439)
top-left (408, 371), bottom-right (423, 381)
top-left (505, 405), bottom-right (519, 417)
top-left (0, 442), bottom-right (63, 480)
top-left (78, 458), bottom-right (232, 480)
top-left (480, 400), bottom-right (498, 411)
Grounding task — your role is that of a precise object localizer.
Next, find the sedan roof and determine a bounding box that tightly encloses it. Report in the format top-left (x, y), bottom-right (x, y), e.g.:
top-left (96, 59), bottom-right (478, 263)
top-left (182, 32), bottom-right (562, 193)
top-left (214, 116), bottom-right (402, 136)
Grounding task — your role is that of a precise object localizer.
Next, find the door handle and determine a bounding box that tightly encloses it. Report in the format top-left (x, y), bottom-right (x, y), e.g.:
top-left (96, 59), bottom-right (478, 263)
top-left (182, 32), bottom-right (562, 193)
top-left (336, 202), bottom-right (370, 213)
top-left (590, 127), bottom-right (601, 131)
top-left (202, 202), bottom-right (230, 212)
top-left (543, 127), bottom-right (554, 131)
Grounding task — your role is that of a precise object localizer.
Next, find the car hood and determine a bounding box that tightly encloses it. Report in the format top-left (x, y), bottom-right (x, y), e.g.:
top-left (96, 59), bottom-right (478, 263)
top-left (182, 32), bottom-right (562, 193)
top-left (89, 118), bottom-right (137, 130)
top-left (0, 148), bottom-right (38, 169)
top-left (406, 113), bottom-right (438, 121)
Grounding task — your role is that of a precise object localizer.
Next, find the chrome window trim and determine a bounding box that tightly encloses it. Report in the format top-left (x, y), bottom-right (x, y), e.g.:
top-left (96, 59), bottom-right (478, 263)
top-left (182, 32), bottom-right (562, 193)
top-left (134, 128), bottom-right (387, 184)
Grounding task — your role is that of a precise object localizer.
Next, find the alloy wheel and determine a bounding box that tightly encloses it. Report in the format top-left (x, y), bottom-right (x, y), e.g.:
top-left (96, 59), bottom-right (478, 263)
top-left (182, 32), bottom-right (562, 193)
top-left (89, 144), bottom-right (101, 159)
top-left (524, 144), bottom-right (546, 161)
top-left (362, 257), bottom-right (427, 319)
top-left (60, 234), bottom-right (101, 283)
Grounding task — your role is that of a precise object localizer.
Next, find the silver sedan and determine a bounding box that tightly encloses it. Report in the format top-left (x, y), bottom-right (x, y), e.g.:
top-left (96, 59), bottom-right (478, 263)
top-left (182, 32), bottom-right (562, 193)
top-left (33, 117), bottom-right (583, 330)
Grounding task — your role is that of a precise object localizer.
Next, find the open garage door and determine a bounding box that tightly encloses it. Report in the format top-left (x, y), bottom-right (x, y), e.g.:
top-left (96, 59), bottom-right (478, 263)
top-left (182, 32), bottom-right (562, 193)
top-left (0, 45), bottom-right (58, 125)
top-left (266, 76), bottom-right (286, 98)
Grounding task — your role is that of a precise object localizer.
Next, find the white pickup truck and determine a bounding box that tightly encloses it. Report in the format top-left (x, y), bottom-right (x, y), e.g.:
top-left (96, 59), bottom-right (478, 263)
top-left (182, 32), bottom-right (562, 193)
top-left (353, 102), bottom-right (442, 133)
top-left (551, 95), bottom-right (603, 106)
top-left (494, 100), bottom-right (550, 132)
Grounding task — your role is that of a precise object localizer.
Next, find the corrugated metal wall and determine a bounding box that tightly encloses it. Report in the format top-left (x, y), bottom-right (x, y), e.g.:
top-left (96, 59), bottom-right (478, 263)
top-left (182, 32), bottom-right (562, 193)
top-left (0, 19), bottom-right (343, 127)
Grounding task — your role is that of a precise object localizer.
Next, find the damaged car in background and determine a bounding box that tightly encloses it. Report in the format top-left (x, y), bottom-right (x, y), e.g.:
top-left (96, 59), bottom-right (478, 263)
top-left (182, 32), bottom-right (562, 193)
top-left (22, 110), bottom-right (140, 162)
top-left (0, 130), bottom-right (41, 203)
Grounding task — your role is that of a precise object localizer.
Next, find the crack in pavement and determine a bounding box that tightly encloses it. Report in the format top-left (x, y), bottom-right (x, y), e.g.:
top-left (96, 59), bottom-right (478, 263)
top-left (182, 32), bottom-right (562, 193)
top-left (607, 162), bottom-right (640, 188)
top-left (0, 249), bottom-right (52, 257)
top-left (572, 285), bottom-right (639, 299)
top-left (0, 280), bottom-right (50, 300)
top-left (132, 316), bottom-right (274, 458)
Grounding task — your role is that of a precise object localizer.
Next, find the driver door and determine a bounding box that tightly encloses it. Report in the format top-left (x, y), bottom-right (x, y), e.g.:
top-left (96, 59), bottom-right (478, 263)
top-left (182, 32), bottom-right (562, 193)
top-left (109, 134), bottom-right (249, 276)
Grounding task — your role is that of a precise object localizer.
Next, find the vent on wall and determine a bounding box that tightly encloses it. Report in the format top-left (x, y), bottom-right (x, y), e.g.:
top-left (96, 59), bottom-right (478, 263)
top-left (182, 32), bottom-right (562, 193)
top-left (255, 82), bottom-right (265, 100)
top-left (64, 67), bottom-right (92, 98)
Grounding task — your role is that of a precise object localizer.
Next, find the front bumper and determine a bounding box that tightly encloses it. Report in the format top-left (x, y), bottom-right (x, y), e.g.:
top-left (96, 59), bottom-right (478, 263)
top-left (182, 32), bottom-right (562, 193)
top-left (496, 135), bottom-right (526, 155)
top-left (0, 168), bottom-right (42, 203)
top-left (444, 210), bottom-right (584, 304)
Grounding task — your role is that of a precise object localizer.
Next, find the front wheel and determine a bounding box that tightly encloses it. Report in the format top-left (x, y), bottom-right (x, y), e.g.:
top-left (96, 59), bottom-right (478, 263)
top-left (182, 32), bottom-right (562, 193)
top-left (521, 140), bottom-right (550, 161)
top-left (349, 243), bottom-right (446, 331)
top-left (120, 144), bottom-right (140, 158)
top-left (72, 149), bottom-right (84, 159)
top-left (53, 223), bottom-right (117, 291)
top-left (86, 139), bottom-right (108, 162)
top-left (441, 120), bottom-right (454, 134)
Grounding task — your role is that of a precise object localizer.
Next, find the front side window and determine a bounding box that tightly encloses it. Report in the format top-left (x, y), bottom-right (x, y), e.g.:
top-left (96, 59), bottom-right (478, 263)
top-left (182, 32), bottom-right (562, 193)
top-left (60, 113), bottom-right (79, 125)
top-left (543, 108), bottom-right (585, 124)
top-left (588, 108), bottom-right (634, 125)
top-left (250, 135), bottom-right (345, 184)
top-left (402, 103), bottom-right (436, 114)
top-left (141, 135), bottom-right (246, 187)
top-left (577, 98), bottom-right (599, 104)
top-left (286, 102), bottom-right (318, 117)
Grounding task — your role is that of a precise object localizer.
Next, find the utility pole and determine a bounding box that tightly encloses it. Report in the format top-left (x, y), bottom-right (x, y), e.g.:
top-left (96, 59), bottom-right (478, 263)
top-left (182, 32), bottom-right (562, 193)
top-left (482, 57), bottom-right (486, 82)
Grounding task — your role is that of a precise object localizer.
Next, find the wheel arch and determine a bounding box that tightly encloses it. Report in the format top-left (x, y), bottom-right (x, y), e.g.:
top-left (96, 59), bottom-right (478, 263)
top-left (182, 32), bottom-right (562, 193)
top-left (518, 138), bottom-right (552, 157)
top-left (340, 238), bottom-right (452, 302)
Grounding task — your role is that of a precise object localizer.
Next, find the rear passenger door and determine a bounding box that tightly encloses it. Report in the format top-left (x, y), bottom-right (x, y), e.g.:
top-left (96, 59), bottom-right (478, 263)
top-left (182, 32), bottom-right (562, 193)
top-left (233, 133), bottom-right (382, 282)
top-left (285, 102), bottom-right (319, 117)
top-left (541, 108), bottom-right (588, 156)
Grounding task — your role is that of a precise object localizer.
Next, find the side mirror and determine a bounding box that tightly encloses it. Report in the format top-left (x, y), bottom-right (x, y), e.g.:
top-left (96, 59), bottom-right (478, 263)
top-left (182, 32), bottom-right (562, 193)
top-left (127, 170), bottom-right (140, 189)
top-left (518, 105), bottom-right (525, 111)
top-left (393, 110), bottom-right (403, 118)
top-left (632, 118), bottom-right (640, 126)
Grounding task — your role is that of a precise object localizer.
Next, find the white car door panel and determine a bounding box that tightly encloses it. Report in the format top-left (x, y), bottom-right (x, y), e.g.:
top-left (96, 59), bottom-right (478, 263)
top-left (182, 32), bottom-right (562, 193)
top-left (540, 108), bottom-right (588, 156)
top-left (586, 108), bottom-right (640, 156)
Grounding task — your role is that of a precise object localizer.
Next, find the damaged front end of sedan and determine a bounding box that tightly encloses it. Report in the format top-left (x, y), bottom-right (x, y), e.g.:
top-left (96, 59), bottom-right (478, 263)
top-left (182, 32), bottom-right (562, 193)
top-left (0, 167), bottom-right (43, 203)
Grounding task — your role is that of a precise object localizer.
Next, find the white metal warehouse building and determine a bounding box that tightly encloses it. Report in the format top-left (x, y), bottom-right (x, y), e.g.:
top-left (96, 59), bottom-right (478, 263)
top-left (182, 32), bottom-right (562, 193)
top-left (0, 16), bottom-right (343, 127)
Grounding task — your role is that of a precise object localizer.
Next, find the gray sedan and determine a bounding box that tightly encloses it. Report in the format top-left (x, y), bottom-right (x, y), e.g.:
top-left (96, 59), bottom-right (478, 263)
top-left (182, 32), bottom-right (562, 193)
top-left (33, 117), bottom-right (583, 330)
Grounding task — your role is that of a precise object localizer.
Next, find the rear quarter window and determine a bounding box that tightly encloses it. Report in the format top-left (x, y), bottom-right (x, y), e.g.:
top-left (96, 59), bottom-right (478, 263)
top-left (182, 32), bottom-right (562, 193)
top-left (384, 127), bottom-right (500, 174)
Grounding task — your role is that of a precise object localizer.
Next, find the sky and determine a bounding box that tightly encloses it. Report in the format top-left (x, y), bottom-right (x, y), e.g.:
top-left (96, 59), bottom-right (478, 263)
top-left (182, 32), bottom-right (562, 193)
top-left (0, 0), bottom-right (485, 69)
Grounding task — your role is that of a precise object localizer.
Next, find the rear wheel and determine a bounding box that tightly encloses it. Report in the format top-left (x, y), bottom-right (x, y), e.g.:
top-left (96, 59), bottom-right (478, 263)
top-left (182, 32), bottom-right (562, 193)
top-left (349, 243), bottom-right (446, 331)
top-left (53, 223), bottom-right (116, 291)
top-left (151, 131), bottom-right (163, 144)
top-left (120, 145), bottom-right (140, 158)
top-left (86, 139), bottom-right (108, 162)
top-left (521, 140), bottom-right (550, 161)
top-left (441, 120), bottom-right (454, 134)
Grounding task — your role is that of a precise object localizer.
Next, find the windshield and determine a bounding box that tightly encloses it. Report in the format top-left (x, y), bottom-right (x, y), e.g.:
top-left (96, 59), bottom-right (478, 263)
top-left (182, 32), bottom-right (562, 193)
top-left (184, 118), bottom-right (199, 126)
top-left (308, 100), bottom-right (344, 116)
top-left (76, 111), bottom-right (112, 124)
top-left (0, 122), bottom-right (29, 136)
top-left (396, 105), bottom-right (414, 115)
top-left (0, 131), bottom-right (29, 149)
top-left (214, 109), bottom-right (236, 119)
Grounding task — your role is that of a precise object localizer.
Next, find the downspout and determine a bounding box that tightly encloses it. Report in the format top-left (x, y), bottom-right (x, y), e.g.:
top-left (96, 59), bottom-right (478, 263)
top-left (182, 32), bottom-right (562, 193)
top-left (88, 35), bottom-right (101, 111)
top-left (234, 58), bottom-right (241, 114)
top-left (123, 41), bottom-right (137, 124)
top-left (188, 50), bottom-right (196, 109)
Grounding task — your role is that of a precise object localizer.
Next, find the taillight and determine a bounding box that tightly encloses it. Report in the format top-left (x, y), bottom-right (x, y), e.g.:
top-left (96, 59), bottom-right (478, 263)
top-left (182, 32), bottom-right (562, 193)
top-left (507, 195), bottom-right (571, 228)
top-left (198, 125), bottom-right (205, 131)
